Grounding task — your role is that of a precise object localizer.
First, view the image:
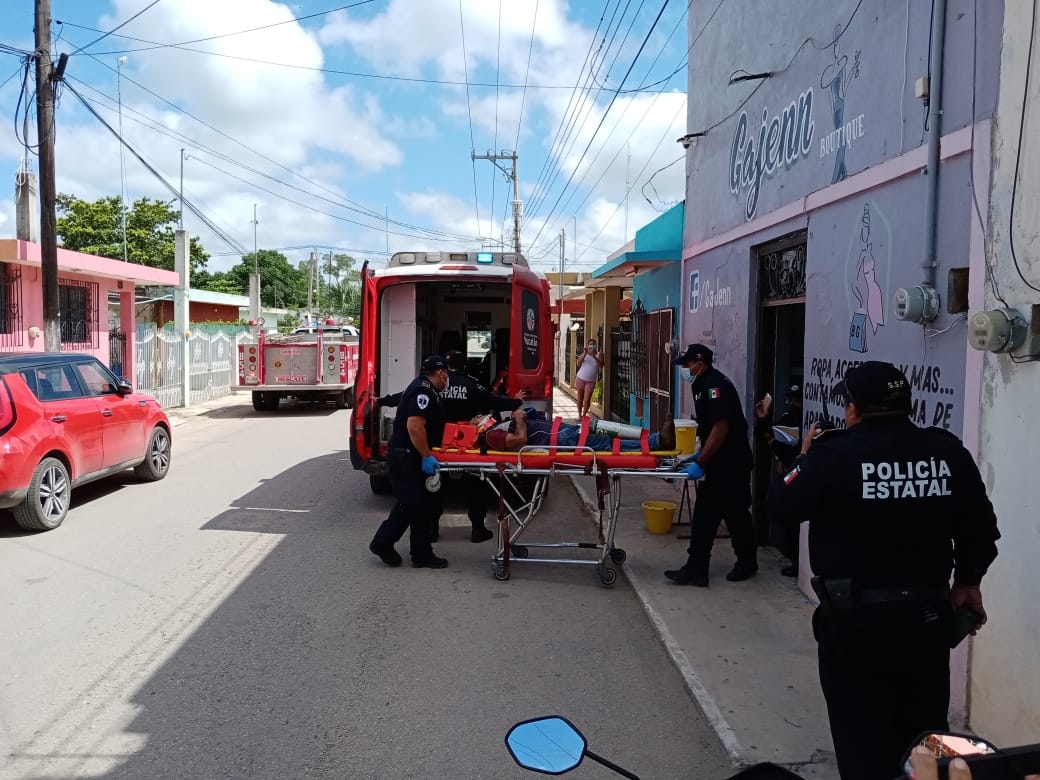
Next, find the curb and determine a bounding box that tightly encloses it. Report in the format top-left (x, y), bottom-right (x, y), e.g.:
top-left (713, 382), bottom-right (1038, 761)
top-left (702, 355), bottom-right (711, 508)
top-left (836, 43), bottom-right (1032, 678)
top-left (566, 474), bottom-right (746, 767)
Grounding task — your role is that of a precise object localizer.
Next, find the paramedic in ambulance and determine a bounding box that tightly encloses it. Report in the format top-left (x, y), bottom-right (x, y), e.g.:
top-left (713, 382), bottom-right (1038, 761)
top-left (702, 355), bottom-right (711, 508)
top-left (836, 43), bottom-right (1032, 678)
top-left (766, 360), bottom-right (1000, 780)
top-left (369, 355), bottom-right (451, 570)
top-left (439, 349), bottom-right (527, 543)
top-left (664, 344), bottom-right (758, 588)
top-left (574, 338), bottom-right (604, 419)
top-left (478, 407), bottom-right (675, 452)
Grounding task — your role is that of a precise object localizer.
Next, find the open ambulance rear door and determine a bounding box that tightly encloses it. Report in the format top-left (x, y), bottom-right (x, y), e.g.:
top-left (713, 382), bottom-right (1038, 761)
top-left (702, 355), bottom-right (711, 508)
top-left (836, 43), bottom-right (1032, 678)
top-left (349, 261), bottom-right (388, 491)
top-left (510, 267), bottom-right (554, 413)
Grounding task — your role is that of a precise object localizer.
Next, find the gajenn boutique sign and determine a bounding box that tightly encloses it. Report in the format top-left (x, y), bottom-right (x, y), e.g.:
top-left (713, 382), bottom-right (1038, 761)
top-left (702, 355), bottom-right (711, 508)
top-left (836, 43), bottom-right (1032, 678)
top-left (729, 88), bottom-right (816, 221)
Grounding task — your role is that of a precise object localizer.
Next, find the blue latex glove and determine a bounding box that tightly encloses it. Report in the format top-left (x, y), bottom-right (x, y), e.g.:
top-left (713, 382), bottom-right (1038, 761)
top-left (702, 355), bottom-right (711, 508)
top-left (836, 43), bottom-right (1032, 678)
top-left (678, 452), bottom-right (700, 467)
top-left (421, 455), bottom-right (440, 475)
top-left (685, 461), bottom-right (705, 480)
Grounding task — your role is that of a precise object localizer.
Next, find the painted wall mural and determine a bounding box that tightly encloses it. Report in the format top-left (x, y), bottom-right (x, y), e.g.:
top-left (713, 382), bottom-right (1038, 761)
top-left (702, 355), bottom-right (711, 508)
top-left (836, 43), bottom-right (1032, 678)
top-left (847, 202), bottom-right (889, 352)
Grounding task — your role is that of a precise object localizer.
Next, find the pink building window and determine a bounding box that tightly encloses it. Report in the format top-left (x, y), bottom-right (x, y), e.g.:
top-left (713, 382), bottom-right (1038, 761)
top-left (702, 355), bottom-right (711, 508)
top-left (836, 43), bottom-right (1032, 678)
top-left (58, 278), bottom-right (100, 349)
top-left (0, 263), bottom-right (23, 347)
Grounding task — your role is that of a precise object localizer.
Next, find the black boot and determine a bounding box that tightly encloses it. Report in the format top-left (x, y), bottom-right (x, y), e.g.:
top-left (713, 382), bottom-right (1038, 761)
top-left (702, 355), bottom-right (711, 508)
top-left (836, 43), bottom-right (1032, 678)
top-left (471, 525), bottom-right (494, 543)
top-left (664, 566), bottom-right (709, 587)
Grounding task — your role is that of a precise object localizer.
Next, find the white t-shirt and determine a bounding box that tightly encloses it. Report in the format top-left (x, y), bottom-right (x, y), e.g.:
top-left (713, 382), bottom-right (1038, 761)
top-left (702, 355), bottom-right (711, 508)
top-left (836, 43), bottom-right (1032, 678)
top-left (576, 351), bottom-right (601, 381)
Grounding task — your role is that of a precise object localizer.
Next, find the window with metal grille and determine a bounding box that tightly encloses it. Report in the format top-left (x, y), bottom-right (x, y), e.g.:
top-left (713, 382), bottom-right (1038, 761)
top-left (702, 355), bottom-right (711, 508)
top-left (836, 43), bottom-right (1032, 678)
top-left (59, 278), bottom-right (100, 348)
top-left (0, 263), bottom-right (24, 347)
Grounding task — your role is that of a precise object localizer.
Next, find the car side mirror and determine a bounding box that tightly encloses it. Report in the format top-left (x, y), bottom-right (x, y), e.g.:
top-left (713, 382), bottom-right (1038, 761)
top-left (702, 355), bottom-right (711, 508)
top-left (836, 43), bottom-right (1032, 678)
top-left (116, 378), bottom-right (133, 395)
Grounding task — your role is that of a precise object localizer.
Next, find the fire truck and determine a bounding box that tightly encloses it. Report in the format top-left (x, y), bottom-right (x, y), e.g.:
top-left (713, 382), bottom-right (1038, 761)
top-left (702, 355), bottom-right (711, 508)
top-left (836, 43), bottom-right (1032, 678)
top-left (349, 250), bottom-right (556, 494)
top-left (233, 326), bottom-right (360, 412)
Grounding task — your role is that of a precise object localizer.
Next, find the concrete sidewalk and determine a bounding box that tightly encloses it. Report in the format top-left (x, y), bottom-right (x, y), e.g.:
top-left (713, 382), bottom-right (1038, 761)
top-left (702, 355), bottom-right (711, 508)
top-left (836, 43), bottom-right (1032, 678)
top-left (552, 388), bottom-right (837, 777)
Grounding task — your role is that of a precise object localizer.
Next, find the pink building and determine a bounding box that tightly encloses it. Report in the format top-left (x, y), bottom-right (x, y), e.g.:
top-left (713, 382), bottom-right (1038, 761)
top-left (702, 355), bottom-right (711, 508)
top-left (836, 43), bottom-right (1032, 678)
top-left (0, 238), bottom-right (178, 384)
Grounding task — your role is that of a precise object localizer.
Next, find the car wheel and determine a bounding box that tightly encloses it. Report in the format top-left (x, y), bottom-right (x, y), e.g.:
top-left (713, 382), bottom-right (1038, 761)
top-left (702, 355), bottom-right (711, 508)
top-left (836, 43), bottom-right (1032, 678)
top-left (334, 390), bottom-right (349, 410)
top-left (13, 457), bottom-right (71, 531)
top-left (369, 475), bottom-right (392, 495)
top-left (251, 391), bottom-right (265, 411)
top-left (261, 392), bottom-right (280, 412)
top-left (134, 426), bottom-right (172, 482)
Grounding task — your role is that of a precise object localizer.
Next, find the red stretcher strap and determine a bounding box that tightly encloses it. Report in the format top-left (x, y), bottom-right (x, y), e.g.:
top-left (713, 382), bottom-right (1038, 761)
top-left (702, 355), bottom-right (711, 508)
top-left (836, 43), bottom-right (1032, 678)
top-left (578, 417), bottom-right (590, 448)
top-left (430, 448), bottom-right (661, 470)
top-left (549, 416), bottom-right (563, 454)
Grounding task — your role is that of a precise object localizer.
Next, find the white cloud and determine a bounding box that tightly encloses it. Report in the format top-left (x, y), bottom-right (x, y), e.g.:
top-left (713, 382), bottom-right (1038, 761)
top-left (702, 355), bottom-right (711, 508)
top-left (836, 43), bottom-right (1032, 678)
top-left (0, 0), bottom-right (688, 278)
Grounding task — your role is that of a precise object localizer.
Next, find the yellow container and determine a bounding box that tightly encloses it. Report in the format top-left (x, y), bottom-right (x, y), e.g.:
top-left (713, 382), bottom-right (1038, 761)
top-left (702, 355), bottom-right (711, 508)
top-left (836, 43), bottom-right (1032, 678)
top-left (642, 501), bottom-right (676, 534)
top-left (673, 419), bottom-right (699, 455)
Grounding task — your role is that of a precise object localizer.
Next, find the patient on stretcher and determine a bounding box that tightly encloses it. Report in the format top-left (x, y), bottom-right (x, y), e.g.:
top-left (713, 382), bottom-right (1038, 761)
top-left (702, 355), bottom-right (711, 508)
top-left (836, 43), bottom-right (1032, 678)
top-left (477, 407), bottom-right (675, 452)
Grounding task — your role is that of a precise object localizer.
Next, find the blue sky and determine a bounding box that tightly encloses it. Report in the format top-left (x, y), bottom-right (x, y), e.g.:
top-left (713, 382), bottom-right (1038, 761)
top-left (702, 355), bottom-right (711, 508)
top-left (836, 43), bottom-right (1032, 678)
top-left (0, 0), bottom-right (689, 274)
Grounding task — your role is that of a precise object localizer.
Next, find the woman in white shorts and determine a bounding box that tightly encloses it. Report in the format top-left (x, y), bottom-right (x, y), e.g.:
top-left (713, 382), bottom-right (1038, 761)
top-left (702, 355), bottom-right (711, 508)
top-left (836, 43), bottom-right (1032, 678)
top-left (574, 338), bottom-right (604, 419)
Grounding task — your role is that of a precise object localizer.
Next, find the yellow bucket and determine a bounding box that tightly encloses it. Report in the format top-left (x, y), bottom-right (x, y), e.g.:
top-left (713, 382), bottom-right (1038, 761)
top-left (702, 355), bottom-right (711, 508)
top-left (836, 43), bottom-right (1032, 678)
top-left (673, 419), bottom-right (699, 455)
top-left (642, 501), bottom-right (676, 534)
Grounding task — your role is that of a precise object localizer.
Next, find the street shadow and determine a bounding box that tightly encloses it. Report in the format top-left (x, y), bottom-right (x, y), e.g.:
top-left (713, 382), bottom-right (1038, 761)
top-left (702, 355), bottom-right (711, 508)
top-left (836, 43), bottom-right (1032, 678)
top-left (0, 472), bottom-right (149, 538)
top-left (12, 454), bottom-right (629, 779)
top-left (190, 401), bottom-right (343, 421)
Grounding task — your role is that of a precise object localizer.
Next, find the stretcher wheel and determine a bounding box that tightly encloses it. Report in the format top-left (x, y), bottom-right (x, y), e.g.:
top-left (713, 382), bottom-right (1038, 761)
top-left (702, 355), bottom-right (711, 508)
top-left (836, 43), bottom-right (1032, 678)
top-left (511, 545), bottom-right (529, 559)
top-left (493, 565), bottom-right (511, 581)
top-left (598, 566), bottom-right (617, 586)
top-left (609, 548), bottom-right (627, 565)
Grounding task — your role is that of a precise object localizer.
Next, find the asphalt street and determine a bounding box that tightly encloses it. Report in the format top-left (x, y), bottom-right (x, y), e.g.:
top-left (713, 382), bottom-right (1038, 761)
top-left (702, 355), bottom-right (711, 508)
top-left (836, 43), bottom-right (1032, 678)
top-left (1, 400), bottom-right (732, 780)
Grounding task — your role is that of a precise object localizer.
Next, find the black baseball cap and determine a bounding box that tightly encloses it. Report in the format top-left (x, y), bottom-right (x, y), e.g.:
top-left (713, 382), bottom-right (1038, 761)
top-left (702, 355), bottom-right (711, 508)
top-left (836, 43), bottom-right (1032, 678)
top-left (673, 343), bottom-right (714, 366)
top-left (445, 350), bottom-right (466, 371)
top-left (420, 355), bottom-right (449, 373)
top-left (833, 361), bottom-right (912, 415)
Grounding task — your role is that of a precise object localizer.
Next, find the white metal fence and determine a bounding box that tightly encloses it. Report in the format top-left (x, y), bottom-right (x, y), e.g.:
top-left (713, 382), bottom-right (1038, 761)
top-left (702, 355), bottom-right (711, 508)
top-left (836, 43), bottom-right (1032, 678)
top-left (134, 324), bottom-right (254, 410)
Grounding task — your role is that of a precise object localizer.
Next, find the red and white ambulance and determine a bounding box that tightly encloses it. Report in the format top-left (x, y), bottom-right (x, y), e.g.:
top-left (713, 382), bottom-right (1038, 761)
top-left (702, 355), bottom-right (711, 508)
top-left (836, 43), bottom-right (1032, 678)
top-left (349, 250), bottom-right (555, 493)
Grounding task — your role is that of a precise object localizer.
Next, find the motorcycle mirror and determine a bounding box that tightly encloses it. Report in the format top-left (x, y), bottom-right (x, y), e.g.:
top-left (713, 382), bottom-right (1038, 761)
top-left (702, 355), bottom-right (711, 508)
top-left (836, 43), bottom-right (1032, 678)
top-left (506, 716), bottom-right (587, 775)
top-left (771, 426), bottom-right (800, 447)
top-left (902, 731), bottom-right (1001, 778)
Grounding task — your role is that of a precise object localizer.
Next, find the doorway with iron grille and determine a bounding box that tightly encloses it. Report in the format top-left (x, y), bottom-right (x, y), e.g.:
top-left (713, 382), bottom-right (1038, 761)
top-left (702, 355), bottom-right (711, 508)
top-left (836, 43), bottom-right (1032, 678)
top-left (631, 303), bottom-right (674, 432)
top-left (752, 233), bottom-right (807, 549)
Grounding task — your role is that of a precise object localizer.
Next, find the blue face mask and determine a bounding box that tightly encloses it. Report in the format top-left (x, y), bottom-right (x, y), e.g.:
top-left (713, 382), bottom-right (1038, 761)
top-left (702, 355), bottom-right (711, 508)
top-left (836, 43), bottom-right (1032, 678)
top-left (680, 367), bottom-right (695, 383)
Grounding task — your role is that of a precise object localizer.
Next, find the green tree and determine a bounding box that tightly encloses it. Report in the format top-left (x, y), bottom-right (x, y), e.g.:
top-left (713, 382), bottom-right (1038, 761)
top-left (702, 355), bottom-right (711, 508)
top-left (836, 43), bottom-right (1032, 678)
top-left (194, 271), bottom-right (243, 295)
top-left (55, 194), bottom-right (209, 274)
top-left (226, 250), bottom-right (307, 309)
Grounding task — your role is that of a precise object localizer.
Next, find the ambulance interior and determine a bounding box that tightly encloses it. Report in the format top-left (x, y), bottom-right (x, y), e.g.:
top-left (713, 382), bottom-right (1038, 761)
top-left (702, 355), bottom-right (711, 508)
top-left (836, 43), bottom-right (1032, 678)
top-left (377, 279), bottom-right (515, 441)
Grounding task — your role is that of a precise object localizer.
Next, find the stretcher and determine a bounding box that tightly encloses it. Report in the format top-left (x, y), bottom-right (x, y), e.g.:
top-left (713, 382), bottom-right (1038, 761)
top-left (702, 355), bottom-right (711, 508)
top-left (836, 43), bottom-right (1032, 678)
top-left (432, 416), bottom-right (694, 586)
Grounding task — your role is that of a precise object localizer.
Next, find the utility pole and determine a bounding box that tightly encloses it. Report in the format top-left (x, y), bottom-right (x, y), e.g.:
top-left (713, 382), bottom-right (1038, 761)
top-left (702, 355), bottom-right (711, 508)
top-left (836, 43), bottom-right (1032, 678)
top-left (34, 0), bottom-right (67, 352)
top-left (472, 149), bottom-right (522, 255)
top-left (179, 148), bottom-right (185, 228)
top-left (117, 56), bottom-right (128, 263)
top-left (306, 249), bottom-right (315, 319)
top-left (249, 204), bottom-right (260, 321)
top-left (558, 228), bottom-right (565, 383)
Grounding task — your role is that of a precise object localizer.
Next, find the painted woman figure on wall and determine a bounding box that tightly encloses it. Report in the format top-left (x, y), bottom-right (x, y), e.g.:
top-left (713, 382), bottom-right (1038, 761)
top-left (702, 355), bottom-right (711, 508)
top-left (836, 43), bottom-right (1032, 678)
top-left (850, 203), bottom-right (885, 353)
top-left (820, 27), bottom-right (860, 184)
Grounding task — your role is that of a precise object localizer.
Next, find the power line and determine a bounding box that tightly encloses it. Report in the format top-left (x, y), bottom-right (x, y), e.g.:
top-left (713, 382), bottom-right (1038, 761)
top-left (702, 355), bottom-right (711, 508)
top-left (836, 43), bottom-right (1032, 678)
top-left (514, 0), bottom-right (540, 152)
top-left (459, 0), bottom-right (482, 238)
top-left (66, 75), bottom-right (480, 244)
top-left (524, 0), bottom-right (631, 217)
top-left (525, 0), bottom-right (687, 226)
top-left (575, 100), bottom-right (687, 263)
top-left (528, 0), bottom-right (674, 249)
top-left (54, 23), bottom-right (682, 93)
top-left (68, 0), bottom-right (164, 56)
top-left (63, 79), bottom-right (247, 255)
top-left (61, 1), bottom-right (378, 56)
top-left (520, 0), bottom-right (620, 212)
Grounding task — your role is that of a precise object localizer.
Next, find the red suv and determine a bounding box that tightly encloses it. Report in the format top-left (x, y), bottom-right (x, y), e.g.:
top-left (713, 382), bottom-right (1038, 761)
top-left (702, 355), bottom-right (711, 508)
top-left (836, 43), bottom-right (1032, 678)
top-left (0, 352), bottom-right (172, 531)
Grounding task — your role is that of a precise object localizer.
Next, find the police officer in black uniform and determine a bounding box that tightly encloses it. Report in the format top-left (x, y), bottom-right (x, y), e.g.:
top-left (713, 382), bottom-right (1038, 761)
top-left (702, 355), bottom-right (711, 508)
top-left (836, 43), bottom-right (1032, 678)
top-left (665, 344), bottom-right (758, 587)
top-left (767, 361), bottom-right (1000, 780)
top-left (440, 349), bottom-right (526, 542)
top-left (369, 355), bottom-right (451, 569)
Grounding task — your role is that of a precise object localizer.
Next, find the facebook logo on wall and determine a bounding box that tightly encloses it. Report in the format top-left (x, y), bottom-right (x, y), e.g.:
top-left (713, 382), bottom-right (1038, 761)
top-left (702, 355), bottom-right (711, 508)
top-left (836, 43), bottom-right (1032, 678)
top-left (689, 271), bottom-right (700, 312)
